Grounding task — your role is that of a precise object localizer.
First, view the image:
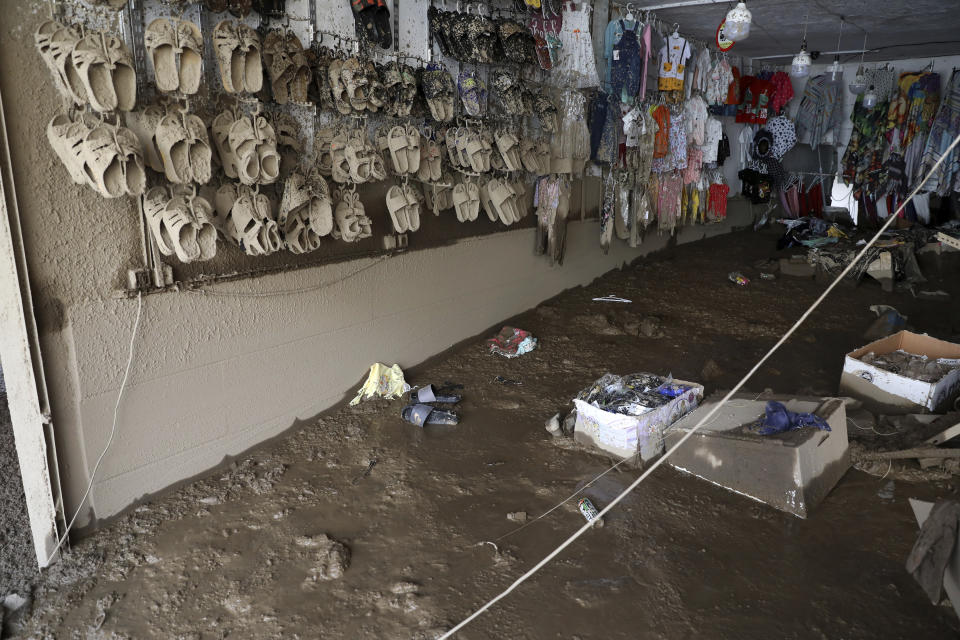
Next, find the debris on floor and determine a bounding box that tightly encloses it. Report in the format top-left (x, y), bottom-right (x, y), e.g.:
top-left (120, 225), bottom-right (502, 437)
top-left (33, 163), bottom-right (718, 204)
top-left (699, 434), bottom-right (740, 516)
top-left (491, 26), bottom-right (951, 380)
top-left (296, 534), bottom-right (351, 583)
top-left (571, 373), bottom-right (703, 462)
top-left (507, 511), bottom-right (528, 523)
top-left (350, 363), bottom-right (411, 405)
top-left (908, 499), bottom-right (960, 620)
top-left (487, 326), bottom-right (538, 358)
top-left (666, 393), bottom-right (850, 518)
top-left (577, 498), bottom-right (604, 528)
top-left (592, 295), bottom-right (632, 303)
top-left (864, 304), bottom-right (908, 340)
top-left (728, 271), bottom-right (749, 286)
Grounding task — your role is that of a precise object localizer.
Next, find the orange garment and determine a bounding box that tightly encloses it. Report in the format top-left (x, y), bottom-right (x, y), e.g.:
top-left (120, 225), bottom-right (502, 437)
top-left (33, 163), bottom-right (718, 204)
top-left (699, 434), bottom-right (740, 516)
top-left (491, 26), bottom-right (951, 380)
top-left (652, 105), bottom-right (670, 158)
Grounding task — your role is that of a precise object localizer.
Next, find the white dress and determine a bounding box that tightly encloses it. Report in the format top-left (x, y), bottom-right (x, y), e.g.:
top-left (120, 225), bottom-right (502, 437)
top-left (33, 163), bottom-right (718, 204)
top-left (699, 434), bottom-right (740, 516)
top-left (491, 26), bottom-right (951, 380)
top-left (553, 3), bottom-right (600, 90)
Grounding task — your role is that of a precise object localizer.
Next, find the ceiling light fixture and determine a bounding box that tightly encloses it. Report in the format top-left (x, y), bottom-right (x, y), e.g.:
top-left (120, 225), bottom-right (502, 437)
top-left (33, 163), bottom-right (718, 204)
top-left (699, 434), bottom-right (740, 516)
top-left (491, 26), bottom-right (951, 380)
top-left (826, 18), bottom-right (845, 82)
top-left (790, 2), bottom-right (812, 78)
top-left (724, 2), bottom-right (751, 41)
top-left (849, 32), bottom-right (869, 95)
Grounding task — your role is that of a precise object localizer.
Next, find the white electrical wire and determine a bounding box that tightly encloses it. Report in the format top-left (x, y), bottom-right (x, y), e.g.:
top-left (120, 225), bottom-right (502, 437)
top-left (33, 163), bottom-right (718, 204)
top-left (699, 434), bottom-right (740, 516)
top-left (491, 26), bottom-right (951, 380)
top-left (44, 292), bottom-right (144, 565)
top-left (438, 131), bottom-right (960, 640)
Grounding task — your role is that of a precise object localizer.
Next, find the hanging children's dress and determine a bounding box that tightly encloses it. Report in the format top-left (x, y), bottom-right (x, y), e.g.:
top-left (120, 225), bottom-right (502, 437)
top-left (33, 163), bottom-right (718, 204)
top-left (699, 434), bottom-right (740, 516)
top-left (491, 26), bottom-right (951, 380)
top-left (657, 33), bottom-right (690, 93)
top-left (554, 2), bottom-right (600, 89)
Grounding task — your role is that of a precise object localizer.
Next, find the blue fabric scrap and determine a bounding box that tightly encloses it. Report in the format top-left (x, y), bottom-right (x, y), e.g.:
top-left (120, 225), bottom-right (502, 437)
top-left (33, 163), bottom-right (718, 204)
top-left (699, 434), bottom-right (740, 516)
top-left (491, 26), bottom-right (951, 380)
top-left (757, 401), bottom-right (831, 436)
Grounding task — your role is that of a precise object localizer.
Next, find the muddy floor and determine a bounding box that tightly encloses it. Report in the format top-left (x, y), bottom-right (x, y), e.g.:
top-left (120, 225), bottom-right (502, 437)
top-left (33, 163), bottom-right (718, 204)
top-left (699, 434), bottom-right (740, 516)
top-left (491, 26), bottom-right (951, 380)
top-left (8, 227), bottom-right (960, 639)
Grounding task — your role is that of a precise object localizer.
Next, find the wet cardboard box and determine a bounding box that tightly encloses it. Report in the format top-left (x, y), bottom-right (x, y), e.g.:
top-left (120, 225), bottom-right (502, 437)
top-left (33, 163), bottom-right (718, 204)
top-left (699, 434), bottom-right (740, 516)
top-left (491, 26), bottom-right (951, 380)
top-left (573, 380), bottom-right (703, 464)
top-left (839, 331), bottom-right (960, 414)
top-left (664, 394), bottom-right (849, 518)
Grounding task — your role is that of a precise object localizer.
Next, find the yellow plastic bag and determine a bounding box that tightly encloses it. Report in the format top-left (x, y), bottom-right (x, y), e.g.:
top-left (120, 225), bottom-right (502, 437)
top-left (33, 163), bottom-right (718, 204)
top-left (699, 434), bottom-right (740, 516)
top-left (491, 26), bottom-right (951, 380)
top-left (350, 363), bottom-right (410, 406)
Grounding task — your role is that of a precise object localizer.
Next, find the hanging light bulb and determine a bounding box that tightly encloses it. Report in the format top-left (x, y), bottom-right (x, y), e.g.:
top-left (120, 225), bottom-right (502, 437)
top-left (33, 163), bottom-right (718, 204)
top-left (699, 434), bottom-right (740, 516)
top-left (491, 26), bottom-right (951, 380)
top-left (849, 32), bottom-right (869, 95)
top-left (724, 2), bottom-right (752, 41)
top-left (849, 67), bottom-right (867, 94)
top-left (791, 44), bottom-right (812, 78)
top-left (790, 2), bottom-right (812, 78)
top-left (826, 19), bottom-right (845, 82)
top-left (863, 87), bottom-right (878, 109)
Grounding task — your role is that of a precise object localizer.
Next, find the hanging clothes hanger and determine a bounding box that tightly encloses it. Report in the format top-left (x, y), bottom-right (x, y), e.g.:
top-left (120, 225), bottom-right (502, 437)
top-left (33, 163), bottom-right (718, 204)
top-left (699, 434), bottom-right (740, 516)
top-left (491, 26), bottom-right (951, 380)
top-left (625, 3), bottom-right (636, 22)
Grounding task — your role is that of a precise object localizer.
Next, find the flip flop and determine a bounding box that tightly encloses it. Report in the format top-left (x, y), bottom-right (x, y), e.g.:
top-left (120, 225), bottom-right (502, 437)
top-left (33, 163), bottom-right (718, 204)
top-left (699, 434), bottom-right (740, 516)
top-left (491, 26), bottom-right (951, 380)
top-left (465, 181), bottom-right (481, 222)
top-left (156, 112), bottom-right (191, 183)
top-left (213, 20), bottom-right (243, 93)
top-left (402, 182), bottom-right (421, 232)
top-left (401, 404), bottom-right (459, 427)
top-left (350, 0), bottom-right (379, 45)
top-left (410, 384), bottom-right (462, 404)
top-left (452, 183), bottom-right (470, 222)
top-left (145, 18), bottom-right (179, 93)
top-left (263, 30), bottom-right (293, 104)
top-left (236, 23), bottom-right (263, 93)
top-left (210, 110), bottom-right (239, 178)
top-left (175, 19), bottom-right (204, 95)
top-left (189, 192), bottom-right (218, 261)
top-left (373, 0), bottom-right (393, 49)
top-left (386, 185), bottom-right (409, 233)
top-left (327, 58), bottom-right (352, 115)
top-left (285, 33), bottom-right (312, 104)
top-left (387, 125), bottom-right (409, 174)
top-left (404, 124), bottom-right (421, 175)
top-left (478, 180), bottom-right (498, 223)
top-left (81, 124), bottom-right (127, 198)
top-left (184, 113), bottom-right (212, 185)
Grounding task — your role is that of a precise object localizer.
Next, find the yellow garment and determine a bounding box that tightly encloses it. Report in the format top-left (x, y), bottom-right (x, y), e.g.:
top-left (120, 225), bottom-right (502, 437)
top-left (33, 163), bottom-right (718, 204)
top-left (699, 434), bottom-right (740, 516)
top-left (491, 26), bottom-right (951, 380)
top-left (827, 225), bottom-right (848, 239)
top-left (350, 363), bottom-right (410, 406)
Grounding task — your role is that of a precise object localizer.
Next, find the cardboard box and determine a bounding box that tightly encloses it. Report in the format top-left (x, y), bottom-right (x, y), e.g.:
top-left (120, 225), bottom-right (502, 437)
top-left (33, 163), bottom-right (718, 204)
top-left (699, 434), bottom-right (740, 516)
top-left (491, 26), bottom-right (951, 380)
top-left (665, 393), bottom-right (849, 518)
top-left (573, 379), bottom-right (703, 463)
top-left (839, 331), bottom-right (960, 414)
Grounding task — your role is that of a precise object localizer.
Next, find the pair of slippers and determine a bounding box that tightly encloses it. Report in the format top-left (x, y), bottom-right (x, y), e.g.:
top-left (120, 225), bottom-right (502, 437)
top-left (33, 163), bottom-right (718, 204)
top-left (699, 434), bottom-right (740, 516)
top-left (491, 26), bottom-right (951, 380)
top-left (351, 0), bottom-right (392, 50)
top-left (452, 181), bottom-right (481, 223)
top-left (421, 68), bottom-right (457, 123)
top-left (279, 168), bottom-right (334, 254)
top-left (445, 127), bottom-right (493, 174)
top-left (385, 183), bottom-right (422, 234)
top-left (328, 57), bottom-right (382, 115)
top-left (211, 110), bottom-right (281, 186)
top-left (127, 105), bottom-right (213, 186)
top-left (47, 112), bottom-right (145, 199)
top-left (494, 129), bottom-right (524, 172)
top-left (36, 21), bottom-right (136, 112)
top-left (533, 94), bottom-right (559, 133)
top-left (520, 138), bottom-right (552, 176)
top-left (416, 139), bottom-right (444, 183)
top-left (332, 189), bottom-right (373, 243)
top-left (401, 384), bottom-right (462, 427)
top-left (213, 183), bottom-right (282, 256)
top-left (213, 20), bottom-right (263, 94)
top-left (423, 183), bottom-right (454, 216)
top-left (146, 17), bottom-right (204, 95)
top-left (480, 179), bottom-right (525, 226)
top-left (492, 71), bottom-right (530, 117)
top-left (378, 125), bottom-right (421, 177)
top-left (263, 30), bottom-right (312, 105)
top-left (144, 185), bottom-right (217, 263)
top-left (457, 71), bottom-right (487, 118)
top-left (330, 129), bottom-right (385, 184)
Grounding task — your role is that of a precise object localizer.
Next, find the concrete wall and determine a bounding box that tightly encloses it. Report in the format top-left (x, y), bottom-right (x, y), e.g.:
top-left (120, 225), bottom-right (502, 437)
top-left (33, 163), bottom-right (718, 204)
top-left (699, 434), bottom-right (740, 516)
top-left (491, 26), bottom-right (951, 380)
top-left (0, 0), bottom-right (752, 527)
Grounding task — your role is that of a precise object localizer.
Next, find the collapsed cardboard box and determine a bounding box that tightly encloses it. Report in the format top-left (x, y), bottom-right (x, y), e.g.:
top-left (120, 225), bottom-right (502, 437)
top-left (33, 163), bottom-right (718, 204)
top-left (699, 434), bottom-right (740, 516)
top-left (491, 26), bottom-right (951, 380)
top-left (665, 393), bottom-right (849, 518)
top-left (839, 331), bottom-right (960, 414)
top-left (573, 380), bottom-right (703, 463)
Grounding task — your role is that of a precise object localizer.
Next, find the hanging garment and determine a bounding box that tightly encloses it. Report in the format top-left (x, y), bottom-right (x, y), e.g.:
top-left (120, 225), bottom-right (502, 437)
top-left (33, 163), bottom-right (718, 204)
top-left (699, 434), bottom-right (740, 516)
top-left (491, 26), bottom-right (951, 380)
top-left (767, 115), bottom-right (797, 160)
top-left (717, 131), bottom-right (731, 166)
top-left (658, 171), bottom-right (683, 233)
top-left (701, 117), bottom-right (723, 164)
top-left (707, 182), bottom-right (729, 221)
top-left (609, 21), bottom-right (644, 102)
top-left (795, 75), bottom-right (844, 149)
top-left (706, 58), bottom-right (733, 106)
top-left (736, 76), bottom-right (774, 125)
top-left (553, 2), bottom-right (600, 89)
top-left (769, 71), bottom-right (794, 116)
top-left (684, 95), bottom-right (708, 146)
top-left (652, 111), bottom-right (687, 173)
top-left (919, 69), bottom-right (960, 195)
top-left (657, 34), bottom-right (690, 92)
top-left (652, 104), bottom-right (670, 159)
top-left (603, 16), bottom-right (637, 89)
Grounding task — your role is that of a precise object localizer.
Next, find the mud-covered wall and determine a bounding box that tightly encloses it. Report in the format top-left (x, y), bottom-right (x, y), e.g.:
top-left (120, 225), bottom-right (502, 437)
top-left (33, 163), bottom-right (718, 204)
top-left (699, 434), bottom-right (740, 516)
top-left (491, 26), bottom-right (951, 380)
top-left (0, 0), bottom-right (752, 526)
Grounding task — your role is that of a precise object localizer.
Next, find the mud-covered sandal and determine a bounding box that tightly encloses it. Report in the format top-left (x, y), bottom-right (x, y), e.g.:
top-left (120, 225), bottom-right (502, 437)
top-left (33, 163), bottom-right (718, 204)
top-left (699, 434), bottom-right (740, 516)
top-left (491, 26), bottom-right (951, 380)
top-left (237, 23), bottom-right (263, 93)
top-left (145, 18), bottom-right (179, 93)
top-left (410, 384), bottom-right (462, 404)
top-left (386, 184), bottom-right (409, 233)
top-left (213, 20), bottom-right (243, 93)
top-left (402, 403), bottom-right (459, 427)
